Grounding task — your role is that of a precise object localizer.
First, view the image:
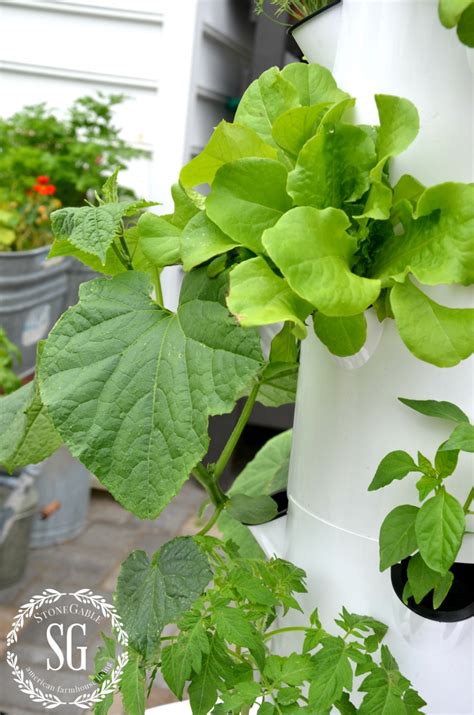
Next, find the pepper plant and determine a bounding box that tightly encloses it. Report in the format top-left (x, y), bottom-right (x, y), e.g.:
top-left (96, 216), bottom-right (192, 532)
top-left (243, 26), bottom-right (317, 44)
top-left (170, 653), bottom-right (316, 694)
top-left (369, 398), bottom-right (474, 609)
top-left (0, 62), bottom-right (472, 711)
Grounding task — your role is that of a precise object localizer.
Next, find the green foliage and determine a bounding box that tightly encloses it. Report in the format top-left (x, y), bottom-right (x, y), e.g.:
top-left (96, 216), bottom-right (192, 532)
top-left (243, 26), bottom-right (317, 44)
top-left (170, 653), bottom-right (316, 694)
top-left (371, 398), bottom-right (472, 609)
top-left (108, 539), bottom-right (423, 715)
top-left (0, 328), bottom-right (21, 394)
top-left (439, 0), bottom-right (474, 45)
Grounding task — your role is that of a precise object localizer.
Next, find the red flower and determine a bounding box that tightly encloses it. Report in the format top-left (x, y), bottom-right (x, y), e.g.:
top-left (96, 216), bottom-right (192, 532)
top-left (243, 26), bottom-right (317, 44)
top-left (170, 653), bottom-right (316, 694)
top-left (36, 175), bottom-right (50, 184)
top-left (32, 184), bottom-right (56, 196)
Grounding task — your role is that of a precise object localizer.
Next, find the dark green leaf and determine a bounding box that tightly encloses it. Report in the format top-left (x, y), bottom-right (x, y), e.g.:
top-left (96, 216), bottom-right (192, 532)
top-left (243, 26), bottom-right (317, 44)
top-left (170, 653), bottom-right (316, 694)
top-left (226, 494), bottom-right (278, 525)
top-left (120, 650), bottom-right (146, 715)
top-left (39, 270), bottom-right (262, 518)
top-left (407, 553), bottom-right (444, 604)
top-left (433, 570), bottom-right (454, 609)
top-left (115, 537), bottom-right (211, 660)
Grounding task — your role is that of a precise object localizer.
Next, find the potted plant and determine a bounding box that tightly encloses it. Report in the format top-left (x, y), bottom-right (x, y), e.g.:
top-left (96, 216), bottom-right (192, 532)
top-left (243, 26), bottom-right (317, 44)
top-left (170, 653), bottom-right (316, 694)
top-left (370, 398), bottom-right (473, 623)
top-left (0, 56), bottom-right (472, 712)
top-left (0, 94), bottom-right (147, 376)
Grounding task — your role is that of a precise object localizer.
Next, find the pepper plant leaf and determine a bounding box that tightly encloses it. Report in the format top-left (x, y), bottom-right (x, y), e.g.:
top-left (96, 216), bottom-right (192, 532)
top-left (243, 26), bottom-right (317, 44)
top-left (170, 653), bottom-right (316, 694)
top-left (206, 158), bottom-right (292, 254)
top-left (38, 270), bottom-right (263, 518)
top-left (371, 183), bottom-right (474, 285)
top-left (0, 380), bottom-right (62, 472)
top-left (406, 553), bottom-right (446, 604)
top-left (262, 207), bottom-right (381, 316)
top-left (115, 537), bottom-right (211, 661)
top-left (378, 505), bottom-right (419, 571)
top-left (398, 397), bottom-right (469, 424)
top-left (457, 3), bottom-right (474, 45)
top-left (415, 491), bottom-right (465, 573)
top-left (287, 123), bottom-right (377, 209)
top-left (180, 120), bottom-right (276, 188)
top-left (181, 212), bottom-right (239, 271)
top-left (313, 312), bottom-right (367, 357)
top-left (438, 0), bottom-right (472, 26)
top-left (227, 256), bottom-right (312, 337)
top-left (369, 451), bottom-right (420, 491)
top-left (234, 67), bottom-right (300, 146)
top-left (390, 280), bottom-right (474, 367)
top-left (438, 422), bottom-right (474, 452)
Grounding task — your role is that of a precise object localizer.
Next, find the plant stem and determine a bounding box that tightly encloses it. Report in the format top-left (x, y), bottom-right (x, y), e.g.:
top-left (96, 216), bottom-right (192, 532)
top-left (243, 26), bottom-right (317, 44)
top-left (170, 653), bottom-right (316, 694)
top-left (214, 382), bottom-right (260, 480)
top-left (193, 463), bottom-right (227, 507)
top-left (198, 504), bottom-right (224, 536)
top-left (111, 242), bottom-right (132, 270)
top-left (153, 268), bottom-right (164, 307)
top-left (463, 487), bottom-right (474, 515)
top-left (263, 626), bottom-right (309, 641)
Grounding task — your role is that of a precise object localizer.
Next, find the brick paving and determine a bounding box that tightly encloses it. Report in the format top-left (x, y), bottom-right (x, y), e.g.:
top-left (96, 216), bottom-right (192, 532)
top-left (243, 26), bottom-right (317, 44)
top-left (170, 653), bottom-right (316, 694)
top-left (0, 481), bottom-right (206, 715)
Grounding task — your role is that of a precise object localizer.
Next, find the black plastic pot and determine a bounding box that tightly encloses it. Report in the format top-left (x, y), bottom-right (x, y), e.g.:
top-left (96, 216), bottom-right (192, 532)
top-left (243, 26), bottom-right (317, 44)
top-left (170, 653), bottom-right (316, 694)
top-left (391, 558), bottom-right (474, 623)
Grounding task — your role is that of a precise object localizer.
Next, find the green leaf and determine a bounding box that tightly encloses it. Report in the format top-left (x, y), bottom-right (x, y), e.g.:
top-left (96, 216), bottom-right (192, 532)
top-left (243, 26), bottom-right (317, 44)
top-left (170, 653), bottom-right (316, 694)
top-left (372, 183), bottom-right (474, 285)
top-left (415, 491), bottom-right (465, 572)
top-left (335, 608), bottom-right (387, 642)
top-left (398, 397), bottom-right (469, 424)
top-left (206, 158), bottom-right (292, 254)
top-left (136, 212), bottom-right (181, 268)
top-left (170, 182), bottom-right (204, 229)
top-left (94, 694), bottom-right (114, 715)
top-left (264, 653), bottom-right (315, 686)
top-left (217, 429), bottom-right (292, 556)
top-left (258, 362), bottom-right (298, 408)
top-left (313, 312), bottom-right (367, 357)
top-left (181, 212), bottom-right (238, 271)
top-left (415, 476), bottom-right (439, 501)
top-left (335, 693), bottom-right (358, 714)
top-left (229, 429), bottom-right (292, 498)
top-left (48, 237), bottom-right (126, 276)
top-left (374, 95), bottom-right (419, 162)
top-left (0, 380), bottom-right (62, 472)
top-left (308, 637), bottom-right (353, 710)
top-left (188, 632), bottom-right (230, 715)
top-left (234, 67), bottom-right (300, 146)
top-left (391, 280), bottom-right (474, 367)
top-left (180, 120), bottom-right (276, 187)
top-left (378, 505), bottom-right (419, 572)
top-left (51, 203), bottom-right (130, 263)
top-left (227, 256), bottom-right (312, 336)
top-left (393, 175), bottom-right (425, 207)
top-left (226, 494), bottom-right (278, 525)
top-left (220, 681), bottom-right (262, 710)
top-left (434, 445), bottom-right (459, 478)
top-left (38, 270), bottom-right (262, 518)
top-left (270, 322), bottom-right (298, 364)
top-left (439, 0), bottom-right (472, 26)
top-left (369, 451), bottom-right (419, 491)
top-left (271, 101), bottom-right (354, 158)
top-left (433, 570), bottom-right (454, 608)
top-left (407, 553), bottom-right (444, 604)
top-left (212, 607), bottom-right (265, 668)
top-left (161, 614), bottom-right (209, 699)
top-left (288, 123), bottom-right (376, 209)
top-left (457, 3), bottom-right (474, 45)
top-left (359, 665), bottom-right (408, 714)
top-left (120, 650), bottom-right (146, 715)
top-left (115, 537), bottom-right (211, 660)
top-left (439, 422), bottom-right (474, 452)
top-left (263, 207), bottom-right (381, 316)
top-left (280, 63), bottom-right (349, 107)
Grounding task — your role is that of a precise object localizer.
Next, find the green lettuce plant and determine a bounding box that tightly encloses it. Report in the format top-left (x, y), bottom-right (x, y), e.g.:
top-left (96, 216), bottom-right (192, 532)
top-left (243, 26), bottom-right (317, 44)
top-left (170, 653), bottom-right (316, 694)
top-left (369, 398), bottom-right (474, 609)
top-left (0, 62), bottom-right (472, 712)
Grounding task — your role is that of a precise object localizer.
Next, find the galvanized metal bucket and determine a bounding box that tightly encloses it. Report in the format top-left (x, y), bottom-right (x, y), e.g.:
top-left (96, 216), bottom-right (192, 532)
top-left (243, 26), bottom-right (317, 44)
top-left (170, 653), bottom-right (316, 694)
top-left (0, 472), bottom-right (38, 590)
top-left (25, 446), bottom-right (91, 548)
top-left (0, 247), bottom-right (70, 376)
